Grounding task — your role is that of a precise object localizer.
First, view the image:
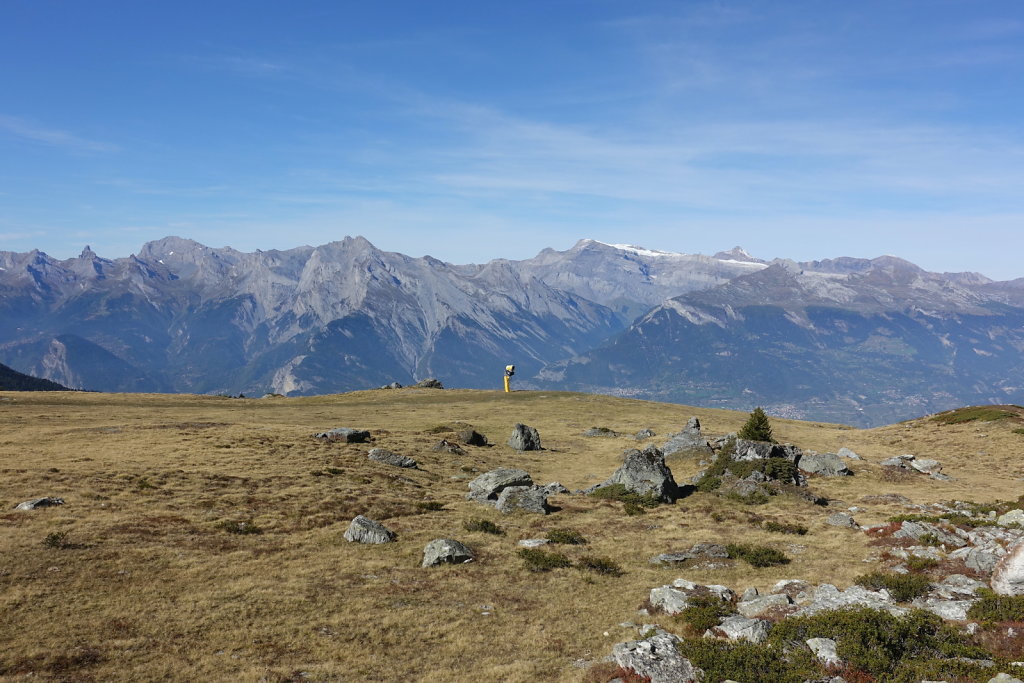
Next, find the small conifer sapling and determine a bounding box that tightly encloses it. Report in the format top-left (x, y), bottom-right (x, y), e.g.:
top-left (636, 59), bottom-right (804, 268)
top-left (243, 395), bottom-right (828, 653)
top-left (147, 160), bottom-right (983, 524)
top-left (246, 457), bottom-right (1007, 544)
top-left (738, 407), bottom-right (774, 442)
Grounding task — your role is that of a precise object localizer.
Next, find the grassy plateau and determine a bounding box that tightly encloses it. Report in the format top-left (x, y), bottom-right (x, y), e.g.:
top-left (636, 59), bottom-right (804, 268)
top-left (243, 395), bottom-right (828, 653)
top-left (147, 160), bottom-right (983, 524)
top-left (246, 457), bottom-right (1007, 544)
top-left (1, 389), bottom-right (1023, 681)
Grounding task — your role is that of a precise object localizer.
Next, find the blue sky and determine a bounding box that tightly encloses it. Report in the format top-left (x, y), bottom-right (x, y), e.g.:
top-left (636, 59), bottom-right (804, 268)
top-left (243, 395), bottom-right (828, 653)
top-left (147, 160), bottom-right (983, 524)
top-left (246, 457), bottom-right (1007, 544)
top-left (2, 1), bottom-right (1023, 278)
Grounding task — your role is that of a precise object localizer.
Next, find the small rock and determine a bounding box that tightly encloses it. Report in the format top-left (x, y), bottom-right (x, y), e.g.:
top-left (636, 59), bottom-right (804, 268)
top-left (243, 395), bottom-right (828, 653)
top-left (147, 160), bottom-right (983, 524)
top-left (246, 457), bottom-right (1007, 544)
top-left (807, 637), bottom-right (843, 667)
top-left (989, 675), bottom-right (1024, 683)
top-left (344, 515), bottom-right (396, 544)
top-left (508, 423), bottom-right (542, 451)
top-left (909, 458), bottom-right (943, 475)
top-left (705, 616), bottom-right (771, 644)
top-left (635, 428), bottom-right (656, 440)
top-left (542, 482), bottom-right (570, 496)
top-left (518, 539), bottom-right (549, 548)
top-left (799, 453), bottom-right (852, 477)
top-left (741, 587), bottom-right (759, 602)
top-left (421, 539), bottom-right (473, 567)
top-left (378, 382), bottom-right (403, 389)
top-left (736, 593), bottom-right (792, 618)
top-left (313, 427), bottom-right (371, 443)
top-left (367, 448), bottom-right (417, 468)
top-left (998, 510), bottom-right (1024, 527)
top-left (912, 597), bottom-right (976, 621)
top-left (837, 447), bottom-right (861, 460)
top-left (413, 378), bottom-right (444, 389)
top-left (432, 439), bottom-right (466, 455)
top-left (584, 427), bottom-right (619, 437)
top-left (826, 512), bottom-right (859, 529)
top-left (14, 497), bottom-right (64, 511)
top-left (457, 429), bottom-right (488, 446)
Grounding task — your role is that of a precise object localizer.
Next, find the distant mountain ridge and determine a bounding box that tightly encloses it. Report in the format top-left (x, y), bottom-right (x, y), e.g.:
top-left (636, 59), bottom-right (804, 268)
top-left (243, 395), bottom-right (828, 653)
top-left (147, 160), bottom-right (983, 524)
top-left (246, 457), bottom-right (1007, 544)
top-left (1, 236), bottom-right (1021, 426)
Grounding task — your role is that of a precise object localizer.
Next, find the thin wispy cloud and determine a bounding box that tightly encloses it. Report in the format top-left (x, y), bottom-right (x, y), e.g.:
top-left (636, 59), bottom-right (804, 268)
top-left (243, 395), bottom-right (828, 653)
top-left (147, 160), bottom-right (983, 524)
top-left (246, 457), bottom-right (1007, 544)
top-left (0, 115), bottom-right (118, 153)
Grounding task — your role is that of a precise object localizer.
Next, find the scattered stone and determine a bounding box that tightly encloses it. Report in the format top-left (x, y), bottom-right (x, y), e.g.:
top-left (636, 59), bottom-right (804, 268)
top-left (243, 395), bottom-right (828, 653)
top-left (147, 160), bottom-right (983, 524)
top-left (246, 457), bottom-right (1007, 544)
top-left (495, 485), bottom-right (549, 515)
top-left (313, 427), bottom-right (371, 442)
top-left (793, 584), bottom-right (908, 617)
top-left (457, 429), bottom-right (488, 446)
top-left (14, 497), bottom-right (64, 511)
top-left (634, 428), bottom-right (656, 440)
top-left (518, 539), bottom-right (549, 548)
top-left (649, 544), bottom-right (729, 566)
top-left (992, 541), bottom-right (1024, 596)
top-left (508, 423), bottom-right (542, 451)
top-left (705, 615), bottom-right (771, 644)
top-left (432, 439), bottom-right (466, 455)
top-left (467, 468), bottom-right (534, 505)
top-left (378, 382), bottom-right (403, 389)
top-left (909, 458), bottom-right (943, 475)
top-left (736, 593), bottom-right (792, 618)
top-left (593, 445), bottom-right (680, 503)
top-left (807, 637), bottom-right (843, 667)
top-left (837, 447), bottom-right (862, 460)
top-left (662, 417), bottom-right (713, 457)
top-left (989, 674), bottom-right (1024, 683)
top-left (741, 587), bottom-right (759, 602)
top-left (649, 580), bottom-right (733, 615)
top-left (583, 427), bottom-right (619, 437)
top-left (893, 520), bottom-right (968, 548)
top-left (367, 448), bottom-right (417, 468)
top-left (344, 515), bottom-right (396, 544)
top-left (413, 378), bottom-right (444, 389)
top-left (612, 632), bottom-right (702, 683)
top-left (826, 512), bottom-right (859, 529)
top-left (421, 539), bottom-right (473, 567)
top-left (542, 482), bottom-right (570, 496)
top-left (999, 510), bottom-right (1024, 527)
top-left (798, 452), bottom-right (852, 477)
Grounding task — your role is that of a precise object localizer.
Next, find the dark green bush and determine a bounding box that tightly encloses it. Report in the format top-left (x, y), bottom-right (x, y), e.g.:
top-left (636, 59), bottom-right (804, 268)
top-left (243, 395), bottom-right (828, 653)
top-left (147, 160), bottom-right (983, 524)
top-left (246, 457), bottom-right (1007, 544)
top-left (622, 501), bottom-right (646, 516)
top-left (588, 484), bottom-right (661, 508)
top-left (463, 518), bottom-right (503, 535)
top-left (676, 637), bottom-right (819, 683)
top-left (726, 542), bottom-right (790, 567)
top-left (576, 555), bottom-right (623, 576)
top-left (737, 407), bottom-right (775, 442)
top-left (695, 475), bottom-right (722, 492)
top-left (854, 571), bottom-right (931, 602)
top-left (762, 520), bottom-right (808, 535)
top-left (967, 588), bottom-right (1024, 622)
top-left (769, 607), bottom-right (984, 677)
top-left (43, 531), bottom-right (70, 549)
top-left (674, 595), bottom-right (736, 634)
top-left (904, 556), bottom-right (940, 572)
top-left (416, 501), bottom-right (445, 511)
top-left (546, 528), bottom-right (587, 545)
top-left (517, 548), bottom-right (572, 572)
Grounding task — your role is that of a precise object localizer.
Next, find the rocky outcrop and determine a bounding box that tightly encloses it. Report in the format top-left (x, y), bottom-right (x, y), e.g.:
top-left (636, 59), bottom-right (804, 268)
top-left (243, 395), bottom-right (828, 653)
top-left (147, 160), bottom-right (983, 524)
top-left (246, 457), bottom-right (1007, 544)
top-left (649, 579), bottom-right (734, 615)
top-left (705, 615), bottom-right (771, 644)
top-left (421, 539), bottom-right (474, 567)
top-left (593, 445), bottom-right (679, 503)
top-left (612, 632), bottom-right (702, 683)
top-left (661, 417), bottom-right (712, 457)
top-left (343, 515), bottom-right (395, 544)
top-left (508, 423), bottom-right (542, 451)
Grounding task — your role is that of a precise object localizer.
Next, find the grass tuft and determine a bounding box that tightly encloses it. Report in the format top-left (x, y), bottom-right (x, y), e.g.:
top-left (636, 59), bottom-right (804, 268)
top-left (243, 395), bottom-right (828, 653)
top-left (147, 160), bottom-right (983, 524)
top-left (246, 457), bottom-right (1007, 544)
top-left (463, 518), bottom-right (504, 535)
top-left (726, 543), bottom-right (790, 567)
top-left (546, 528), bottom-right (587, 545)
top-left (576, 555), bottom-right (623, 576)
top-left (517, 548), bottom-right (572, 572)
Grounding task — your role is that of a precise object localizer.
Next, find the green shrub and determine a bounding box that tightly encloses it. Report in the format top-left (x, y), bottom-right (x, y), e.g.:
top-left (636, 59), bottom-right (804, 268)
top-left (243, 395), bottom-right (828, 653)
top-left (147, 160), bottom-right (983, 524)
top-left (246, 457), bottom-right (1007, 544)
top-left (887, 512), bottom-right (997, 529)
top-left (622, 501), bottom-right (646, 516)
top-left (676, 638), bottom-right (819, 683)
top-left (737, 407), bottom-right (775, 442)
top-left (416, 501), bottom-right (445, 512)
top-left (724, 490), bottom-right (771, 505)
top-left (588, 484), bottom-right (661, 508)
top-left (695, 475), bottom-right (722, 492)
top-left (762, 520), bottom-right (808, 535)
top-left (576, 555), bottom-right (623, 576)
top-left (517, 548), bottom-right (572, 572)
top-left (674, 595), bottom-right (735, 634)
top-left (967, 588), bottom-right (1024, 622)
top-left (546, 528), bottom-right (587, 545)
top-left (917, 532), bottom-right (941, 547)
top-left (905, 556), bottom-right (940, 572)
top-left (726, 542), bottom-right (789, 567)
top-left (463, 518), bottom-right (503, 535)
top-left (769, 607), bottom-right (986, 678)
top-left (854, 571), bottom-right (931, 602)
top-left (43, 531), bottom-right (70, 549)
top-left (1014, 427), bottom-right (1024, 435)
top-left (218, 519), bottom-right (263, 535)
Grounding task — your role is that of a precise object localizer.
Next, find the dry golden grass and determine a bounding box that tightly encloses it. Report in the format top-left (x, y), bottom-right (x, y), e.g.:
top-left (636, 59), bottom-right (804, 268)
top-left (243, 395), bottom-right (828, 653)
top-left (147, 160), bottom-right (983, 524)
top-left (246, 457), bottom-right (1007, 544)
top-left (1, 389), bottom-right (1022, 681)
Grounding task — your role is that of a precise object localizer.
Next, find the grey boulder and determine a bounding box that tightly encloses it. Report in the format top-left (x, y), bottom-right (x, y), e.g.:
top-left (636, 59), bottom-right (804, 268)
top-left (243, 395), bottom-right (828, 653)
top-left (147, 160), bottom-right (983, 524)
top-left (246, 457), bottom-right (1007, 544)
top-left (457, 429), bottom-right (488, 446)
top-left (367, 448), bottom-right (417, 468)
top-left (594, 445), bottom-right (679, 503)
top-left (508, 423), bottom-right (542, 451)
top-left (14, 497), bottom-right (64, 510)
top-left (705, 616), bottom-right (771, 644)
top-left (495, 486), bottom-right (549, 515)
top-left (467, 468), bottom-right (534, 504)
top-left (837, 447), bottom-right (862, 460)
top-left (413, 378), bottom-right (444, 389)
top-left (421, 539), bottom-right (473, 567)
top-left (807, 637), bottom-right (842, 667)
top-left (736, 593), bottom-right (792, 618)
top-left (992, 541), bottom-right (1024, 595)
top-left (661, 417), bottom-right (713, 457)
top-left (826, 512), bottom-right (860, 529)
top-left (313, 427), bottom-right (371, 443)
top-left (798, 452), bottom-right (852, 476)
top-left (343, 515), bottom-right (396, 544)
top-left (613, 632), bottom-right (702, 683)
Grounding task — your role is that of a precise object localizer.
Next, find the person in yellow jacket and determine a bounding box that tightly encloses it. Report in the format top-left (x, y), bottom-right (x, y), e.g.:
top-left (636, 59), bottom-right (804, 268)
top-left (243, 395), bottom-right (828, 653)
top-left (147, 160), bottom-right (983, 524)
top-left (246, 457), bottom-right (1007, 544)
top-left (504, 364), bottom-right (515, 393)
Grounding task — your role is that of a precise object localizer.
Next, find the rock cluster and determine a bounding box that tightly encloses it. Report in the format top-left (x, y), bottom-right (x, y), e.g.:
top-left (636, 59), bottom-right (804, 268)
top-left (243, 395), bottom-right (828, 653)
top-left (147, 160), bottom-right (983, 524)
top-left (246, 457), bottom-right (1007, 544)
top-left (466, 468), bottom-right (555, 514)
top-left (312, 427), bottom-right (371, 442)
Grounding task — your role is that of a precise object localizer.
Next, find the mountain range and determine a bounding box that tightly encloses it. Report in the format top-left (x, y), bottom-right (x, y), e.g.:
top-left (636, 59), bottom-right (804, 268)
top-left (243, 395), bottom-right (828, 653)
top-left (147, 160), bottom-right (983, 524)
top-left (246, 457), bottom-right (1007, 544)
top-left (2, 236), bottom-right (1021, 426)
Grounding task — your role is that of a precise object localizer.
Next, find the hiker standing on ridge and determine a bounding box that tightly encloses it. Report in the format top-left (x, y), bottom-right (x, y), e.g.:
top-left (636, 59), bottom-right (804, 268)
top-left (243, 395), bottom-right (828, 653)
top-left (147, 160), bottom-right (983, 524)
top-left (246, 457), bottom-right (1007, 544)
top-left (504, 364), bottom-right (515, 393)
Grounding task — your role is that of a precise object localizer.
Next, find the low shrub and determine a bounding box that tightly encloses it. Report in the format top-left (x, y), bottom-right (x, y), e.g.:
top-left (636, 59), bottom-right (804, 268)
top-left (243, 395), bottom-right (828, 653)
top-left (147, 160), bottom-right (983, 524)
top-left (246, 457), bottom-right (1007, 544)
top-left (854, 571), bottom-right (931, 602)
top-left (576, 555), bottom-right (623, 576)
top-left (762, 520), bottom-right (808, 535)
top-left (724, 490), bottom-right (771, 505)
top-left (622, 501), bottom-right (646, 516)
top-left (43, 531), bottom-right (70, 549)
top-left (463, 518), bottom-right (503, 535)
top-left (416, 501), bottom-right (445, 512)
top-left (1014, 428), bottom-right (1024, 435)
top-left (676, 637), bottom-right (819, 683)
top-left (674, 595), bottom-right (736, 634)
top-left (546, 528), bottom-right (587, 545)
top-left (695, 475), bottom-right (722, 492)
top-left (726, 542), bottom-right (790, 567)
top-left (905, 556), bottom-right (940, 572)
top-left (517, 548), bottom-right (572, 572)
top-left (967, 588), bottom-right (1024, 622)
top-left (217, 519), bottom-right (263, 535)
top-left (588, 484), bottom-right (661, 508)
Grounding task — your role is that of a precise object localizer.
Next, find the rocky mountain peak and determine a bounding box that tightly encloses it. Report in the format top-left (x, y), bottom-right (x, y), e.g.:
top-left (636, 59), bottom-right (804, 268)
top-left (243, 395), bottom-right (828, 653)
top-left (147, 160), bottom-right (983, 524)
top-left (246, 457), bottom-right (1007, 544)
top-left (713, 246), bottom-right (763, 263)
